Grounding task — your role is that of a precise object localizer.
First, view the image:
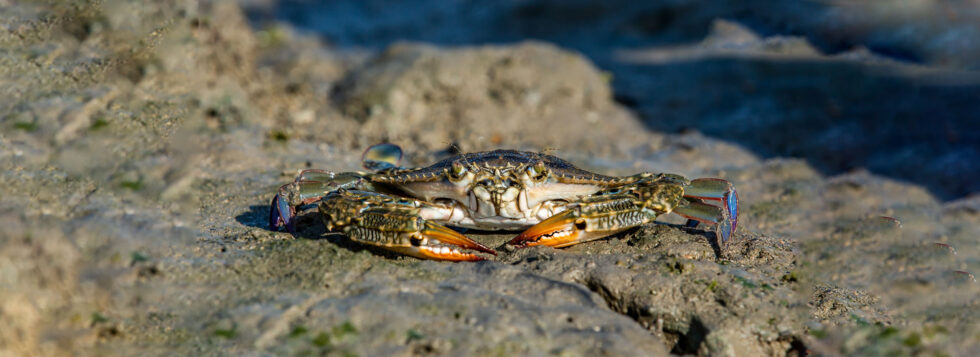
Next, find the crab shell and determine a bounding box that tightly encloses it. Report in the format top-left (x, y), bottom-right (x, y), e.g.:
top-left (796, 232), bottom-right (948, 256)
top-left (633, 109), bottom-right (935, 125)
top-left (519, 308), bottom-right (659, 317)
top-left (366, 150), bottom-right (669, 230)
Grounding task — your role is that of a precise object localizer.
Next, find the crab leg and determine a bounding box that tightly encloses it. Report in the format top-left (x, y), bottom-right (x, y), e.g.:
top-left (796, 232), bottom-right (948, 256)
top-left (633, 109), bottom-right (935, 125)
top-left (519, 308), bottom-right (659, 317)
top-left (677, 178), bottom-right (739, 247)
top-left (270, 171), bottom-right (369, 233)
top-left (508, 194), bottom-right (657, 248)
top-left (508, 177), bottom-right (738, 249)
top-left (320, 190), bottom-right (495, 261)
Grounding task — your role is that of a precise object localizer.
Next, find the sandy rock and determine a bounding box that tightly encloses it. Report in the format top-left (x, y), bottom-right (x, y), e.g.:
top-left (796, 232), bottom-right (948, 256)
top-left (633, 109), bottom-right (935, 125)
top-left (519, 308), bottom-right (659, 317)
top-left (334, 42), bottom-right (648, 156)
top-left (1, 1), bottom-right (976, 356)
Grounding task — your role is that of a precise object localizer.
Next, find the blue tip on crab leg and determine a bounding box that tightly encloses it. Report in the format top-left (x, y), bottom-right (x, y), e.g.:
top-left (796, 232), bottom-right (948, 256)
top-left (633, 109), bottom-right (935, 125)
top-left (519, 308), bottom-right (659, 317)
top-left (270, 192), bottom-right (296, 233)
top-left (672, 202), bottom-right (734, 245)
top-left (269, 180), bottom-right (348, 233)
top-left (677, 178), bottom-right (739, 247)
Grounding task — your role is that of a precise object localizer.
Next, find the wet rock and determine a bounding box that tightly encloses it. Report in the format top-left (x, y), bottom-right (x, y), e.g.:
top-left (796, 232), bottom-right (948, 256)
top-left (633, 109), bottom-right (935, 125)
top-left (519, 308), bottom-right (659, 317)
top-left (616, 19), bottom-right (823, 63)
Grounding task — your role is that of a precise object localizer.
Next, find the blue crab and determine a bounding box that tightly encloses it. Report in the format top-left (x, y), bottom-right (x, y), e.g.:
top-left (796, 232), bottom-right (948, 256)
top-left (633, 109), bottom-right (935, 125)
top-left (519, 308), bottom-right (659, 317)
top-left (270, 144), bottom-right (738, 261)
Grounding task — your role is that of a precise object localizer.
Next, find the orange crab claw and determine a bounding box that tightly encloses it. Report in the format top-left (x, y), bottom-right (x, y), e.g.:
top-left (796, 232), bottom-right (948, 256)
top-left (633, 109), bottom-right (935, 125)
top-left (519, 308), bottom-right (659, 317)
top-left (421, 222), bottom-right (496, 256)
top-left (414, 246), bottom-right (486, 262)
top-left (508, 209), bottom-right (599, 248)
top-left (389, 221), bottom-right (497, 262)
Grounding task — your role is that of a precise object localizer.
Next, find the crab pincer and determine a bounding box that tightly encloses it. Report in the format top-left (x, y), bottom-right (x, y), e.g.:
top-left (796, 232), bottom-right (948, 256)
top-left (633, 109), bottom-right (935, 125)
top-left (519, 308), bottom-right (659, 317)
top-left (508, 176), bottom-right (739, 251)
top-left (507, 194), bottom-right (659, 248)
top-left (403, 220), bottom-right (496, 261)
top-left (320, 190), bottom-right (496, 262)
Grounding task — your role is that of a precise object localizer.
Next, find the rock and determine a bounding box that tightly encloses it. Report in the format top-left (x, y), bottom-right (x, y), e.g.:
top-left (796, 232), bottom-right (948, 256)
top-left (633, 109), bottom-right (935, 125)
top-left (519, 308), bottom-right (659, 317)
top-left (1, 1), bottom-right (975, 356)
top-left (333, 42), bottom-right (648, 156)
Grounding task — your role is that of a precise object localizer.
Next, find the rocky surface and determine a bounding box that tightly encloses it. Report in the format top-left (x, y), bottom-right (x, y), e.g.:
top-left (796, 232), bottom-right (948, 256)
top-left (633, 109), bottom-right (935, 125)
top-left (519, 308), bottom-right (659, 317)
top-left (1, 1), bottom-right (977, 356)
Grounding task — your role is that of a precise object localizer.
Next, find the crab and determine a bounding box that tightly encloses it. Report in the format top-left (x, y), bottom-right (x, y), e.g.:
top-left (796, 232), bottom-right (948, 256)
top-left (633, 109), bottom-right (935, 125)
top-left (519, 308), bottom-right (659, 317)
top-left (270, 144), bottom-right (738, 261)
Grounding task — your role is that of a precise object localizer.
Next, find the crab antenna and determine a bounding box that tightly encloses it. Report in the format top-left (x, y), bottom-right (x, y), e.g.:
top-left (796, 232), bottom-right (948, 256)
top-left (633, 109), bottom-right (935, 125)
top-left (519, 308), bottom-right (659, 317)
top-left (453, 143), bottom-right (475, 169)
top-left (448, 142), bottom-right (463, 155)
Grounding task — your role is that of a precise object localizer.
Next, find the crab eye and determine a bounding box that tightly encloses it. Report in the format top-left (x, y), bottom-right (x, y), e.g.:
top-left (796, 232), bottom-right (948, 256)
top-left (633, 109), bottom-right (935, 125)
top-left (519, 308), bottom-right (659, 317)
top-left (527, 161), bottom-right (548, 181)
top-left (448, 162), bottom-right (467, 181)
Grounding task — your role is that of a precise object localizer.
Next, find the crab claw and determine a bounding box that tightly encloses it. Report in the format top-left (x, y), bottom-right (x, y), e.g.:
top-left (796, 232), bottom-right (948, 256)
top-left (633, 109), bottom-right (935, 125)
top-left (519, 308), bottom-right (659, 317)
top-left (322, 190), bottom-right (497, 262)
top-left (676, 178), bottom-right (739, 247)
top-left (409, 222), bottom-right (496, 261)
top-left (508, 209), bottom-right (587, 248)
top-left (509, 202), bottom-right (642, 248)
top-left (269, 193), bottom-right (296, 233)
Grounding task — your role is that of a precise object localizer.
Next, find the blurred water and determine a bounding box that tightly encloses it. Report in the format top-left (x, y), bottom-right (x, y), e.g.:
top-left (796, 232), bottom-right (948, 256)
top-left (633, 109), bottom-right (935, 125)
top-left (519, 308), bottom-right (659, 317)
top-left (246, 0), bottom-right (980, 199)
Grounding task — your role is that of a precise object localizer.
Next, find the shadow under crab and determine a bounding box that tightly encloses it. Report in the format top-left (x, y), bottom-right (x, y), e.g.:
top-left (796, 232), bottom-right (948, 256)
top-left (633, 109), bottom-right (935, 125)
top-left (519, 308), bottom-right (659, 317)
top-left (270, 144), bottom-right (739, 261)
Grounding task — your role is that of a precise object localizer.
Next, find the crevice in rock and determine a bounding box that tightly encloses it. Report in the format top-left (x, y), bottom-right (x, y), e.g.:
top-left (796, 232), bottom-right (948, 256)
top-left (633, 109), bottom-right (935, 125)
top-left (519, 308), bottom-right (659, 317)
top-left (786, 337), bottom-right (808, 357)
top-left (580, 273), bottom-right (807, 355)
top-left (579, 274), bottom-right (696, 352)
top-left (669, 317), bottom-right (707, 354)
